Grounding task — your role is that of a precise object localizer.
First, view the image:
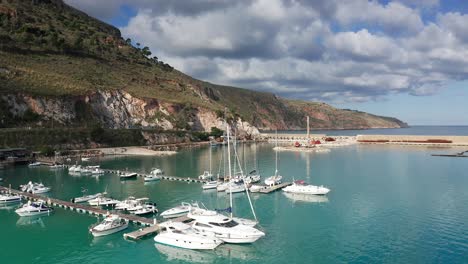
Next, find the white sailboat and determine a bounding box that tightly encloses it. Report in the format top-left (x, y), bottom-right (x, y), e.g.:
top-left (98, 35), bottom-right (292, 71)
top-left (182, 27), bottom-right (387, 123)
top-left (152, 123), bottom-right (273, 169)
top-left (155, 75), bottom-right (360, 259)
top-left (264, 130), bottom-right (282, 186)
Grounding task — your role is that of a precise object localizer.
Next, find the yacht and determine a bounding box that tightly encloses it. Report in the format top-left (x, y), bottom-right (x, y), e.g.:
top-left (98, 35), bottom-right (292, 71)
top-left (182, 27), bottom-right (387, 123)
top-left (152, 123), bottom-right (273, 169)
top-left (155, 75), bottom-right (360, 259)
top-left (72, 189), bottom-right (103, 203)
top-left (89, 214), bottom-right (128, 237)
top-left (226, 183), bottom-right (245, 194)
top-left (133, 203), bottom-right (158, 216)
top-left (0, 192), bottom-right (22, 203)
top-left (154, 222), bottom-right (223, 250)
top-left (188, 207), bottom-right (265, 244)
top-left (282, 180), bottom-right (330, 195)
top-left (49, 163), bottom-right (65, 169)
top-left (20, 182), bottom-right (51, 194)
top-left (160, 202), bottom-right (196, 219)
top-left (91, 168), bottom-right (105, 175)
top-left (145, 168), bottom-right (163, 181)
top-left (283, 192), bottom-right (329, 203)
top-left (15, 201), bottom-right (53, 217)
top-left (69, 165), bottom-right (82, 173)
top-left (202, 180), bottom-right (218, 190)
top-left (88, 196), bottom-right (120, 207)
top-left (120, 172), bottom-right (137, 180)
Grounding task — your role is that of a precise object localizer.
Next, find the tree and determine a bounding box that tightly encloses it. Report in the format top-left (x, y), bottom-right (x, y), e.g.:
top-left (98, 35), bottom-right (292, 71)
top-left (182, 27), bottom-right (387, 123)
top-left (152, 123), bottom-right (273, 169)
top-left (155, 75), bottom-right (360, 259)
top-left (210, 127), bottom-right (224, 138)
top-left (125, 38), bottom-right (131, 45)
top-left (142, 46), bottom-right (151, 56)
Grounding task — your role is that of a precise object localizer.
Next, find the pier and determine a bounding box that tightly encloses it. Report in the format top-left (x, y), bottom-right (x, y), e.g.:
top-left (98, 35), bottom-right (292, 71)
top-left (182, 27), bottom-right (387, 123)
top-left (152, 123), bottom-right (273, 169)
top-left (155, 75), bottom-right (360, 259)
top-left (123, 216), bottom-right (192, 240)
top-left (259, 182), bottom-right (292, 194)
top-left (103, 169), bottom-right (207, 183)
top-left (0, 185), bottom-right (154, 226)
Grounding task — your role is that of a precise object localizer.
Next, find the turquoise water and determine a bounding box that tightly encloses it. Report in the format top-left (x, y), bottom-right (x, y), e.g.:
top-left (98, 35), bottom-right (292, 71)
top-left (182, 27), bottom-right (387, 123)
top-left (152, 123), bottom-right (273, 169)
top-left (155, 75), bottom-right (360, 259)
top-left (277, 125), bottom-right (468, 136)
top-left (1, 142), bottom-right (468, 263)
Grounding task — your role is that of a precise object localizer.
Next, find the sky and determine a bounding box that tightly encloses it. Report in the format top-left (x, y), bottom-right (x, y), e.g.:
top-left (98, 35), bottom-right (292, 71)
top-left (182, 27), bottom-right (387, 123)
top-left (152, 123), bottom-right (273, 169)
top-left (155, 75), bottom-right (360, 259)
top-left (64, 0), bottom-right (468, 125)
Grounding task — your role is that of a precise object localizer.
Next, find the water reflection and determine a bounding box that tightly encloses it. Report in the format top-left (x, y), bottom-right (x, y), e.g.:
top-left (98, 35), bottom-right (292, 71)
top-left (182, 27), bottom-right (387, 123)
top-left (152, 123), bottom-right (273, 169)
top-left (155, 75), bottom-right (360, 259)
top-left (16, 215), bottom-right (46, 228)
top-left (215, 244), bottom-right (259, 261)
top-left (0, 202), bottom-right (21, 211)
top-left (155, 244), bottom-right (216, 263)
top-left (283, 192), bottom-right (329, 203)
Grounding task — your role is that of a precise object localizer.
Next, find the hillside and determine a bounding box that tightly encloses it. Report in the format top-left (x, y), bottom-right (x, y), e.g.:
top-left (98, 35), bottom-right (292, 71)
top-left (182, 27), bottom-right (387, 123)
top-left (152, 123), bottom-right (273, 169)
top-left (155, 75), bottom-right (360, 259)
top-left (0, 0), bottom-right (407, 134)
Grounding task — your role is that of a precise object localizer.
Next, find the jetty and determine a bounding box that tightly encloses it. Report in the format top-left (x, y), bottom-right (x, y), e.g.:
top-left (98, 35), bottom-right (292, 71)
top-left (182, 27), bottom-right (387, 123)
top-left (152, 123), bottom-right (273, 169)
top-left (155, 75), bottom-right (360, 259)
top-left (259, 182), bottom-right (292, 194)
top-left (103, 169), bottom-right (207, 183)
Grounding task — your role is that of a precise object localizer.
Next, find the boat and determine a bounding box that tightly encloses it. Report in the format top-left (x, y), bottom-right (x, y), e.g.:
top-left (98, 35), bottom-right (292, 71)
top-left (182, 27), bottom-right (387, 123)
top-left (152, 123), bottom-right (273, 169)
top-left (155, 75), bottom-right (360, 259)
top-left (49, 163), bottom-right (65, 169)
top-left (120, 172), bottom-right (137, 179)
top-left (0, 191), bottom-right (21, 204)
top-left (249, 184), bottom-right (268, 193)
top-left (91, 168), bottom-right (105, 175)
top-left (28, 162), bottom-right (41, 167)
top-left (264, 175), bottom-right (282, 186)
top-left (226, 183), bottom-right (245, 194)
top-left (154, 221), bottom-right (223, 250)
top-left (133, 203), bottom-right (158, 215)
top-left (283, 192), bottom-right (329, 203)
top-left (160, 202), bottom-right (196, 219)
top-left (144, 168), bottom-right (163, 181)
top-left (68, 165), bottom-right (82, 173)
top-left (202, 180), bottom-right (218, 190)
top-left (89, 214), bottom-right (128, 237)
top-left (72, 188), bottom-right (103, 203)
top-left (188, 207), bottom-right (265, 244)
top-left (282, 180), bottom-right (330, 195)
top-left (20, 181), bottom-right (51, 194)
top-left (216, 182), bottom-right (230, 192)
top-left (116, 197), bottom-right (149, 211)
top-left (15, 201), bottom-right (53, 217)
top-left (81, 157), bottom-right (91, 162)
top-left (155, 243), bottom-right (216, 263)
top-left (88, 196), bottom-right (120, 207)
top-left (198, 171), bottom-right (213, 180)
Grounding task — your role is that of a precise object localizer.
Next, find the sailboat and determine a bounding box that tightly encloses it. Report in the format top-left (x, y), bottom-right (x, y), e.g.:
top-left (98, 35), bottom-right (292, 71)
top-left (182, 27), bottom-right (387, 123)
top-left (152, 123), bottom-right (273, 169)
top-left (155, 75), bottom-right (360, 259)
top-left (264, 130), bottom-right (283, 186)
top-left (199, 146), bottom-right (213, 180)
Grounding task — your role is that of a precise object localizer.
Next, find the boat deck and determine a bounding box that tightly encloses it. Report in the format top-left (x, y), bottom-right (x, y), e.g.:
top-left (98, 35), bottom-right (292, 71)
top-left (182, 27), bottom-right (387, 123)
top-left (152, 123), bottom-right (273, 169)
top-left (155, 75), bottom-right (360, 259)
top-left (259, 182), bottom-right (292, 193)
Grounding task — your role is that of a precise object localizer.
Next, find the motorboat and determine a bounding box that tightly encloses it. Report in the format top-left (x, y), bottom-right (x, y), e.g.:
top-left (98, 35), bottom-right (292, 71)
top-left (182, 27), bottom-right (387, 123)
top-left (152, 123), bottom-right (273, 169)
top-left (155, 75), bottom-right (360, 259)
top-left (160, 202), bottom-right (196, 219)
top-left (0, 192), bottom-right (22, 203)
top-left (49, 163), bottom-right (65, 169)
top-left (249, 185), bottom-right (268, 193)
top-left (28, 162), bottom-right (41, 167)
top-left (88, 196), bottom-right (120, 207)
top-left (133, 203), bottom-right (158, 216)
top-left (72, 188), bottom-right (103, 203)
top-left (20, 181), bottom-right (51, 194)
top-left (198, 171), bottom-right (213, 180)
top-left (120, 172), bottom-right (137, 180)
top-left (264, 175), bottom-right (282, 186)
top-left (282, 180), bottom-right (330, 195)
top-left (188, 207), bottom-right (265, 244)
top-left (81, 157), bottom-right (91, 162)
top-left (283, 192), bottom-right (329, 203)
top-left (91, 168), bottom-right (105, 175)
top-left (154, 222), bottom-right (223, 250)
top-left (15, 201), bottom-right (53, 217)
top-left (150, 168), bottom-right (164, 176)
top-left (244, 174), bottom-right (261, 184)
top-left (89, 214), bottom-right (128, 237)
top-left (144, 168), bottom-right (163, 182)
top-left (69, 165), bottom-right (82, 173)
top-left (202, 181), bottom-right (218, 190)
top-left (116, 197), bottom-right (149, 211)
top-left (155, 243), bottom-right (216, 263)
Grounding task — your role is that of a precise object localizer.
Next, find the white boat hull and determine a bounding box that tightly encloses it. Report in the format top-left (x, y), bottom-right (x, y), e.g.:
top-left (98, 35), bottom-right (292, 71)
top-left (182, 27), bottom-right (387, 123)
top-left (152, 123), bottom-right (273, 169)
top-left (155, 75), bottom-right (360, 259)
top-left (90, 223), bottom-right (128, 237)
top-left (16, 208), bottom-right (53, 217)
top-left (144, 176), bottom-right (160, 182)
top-left (154, 236), bottom-right (221, 250)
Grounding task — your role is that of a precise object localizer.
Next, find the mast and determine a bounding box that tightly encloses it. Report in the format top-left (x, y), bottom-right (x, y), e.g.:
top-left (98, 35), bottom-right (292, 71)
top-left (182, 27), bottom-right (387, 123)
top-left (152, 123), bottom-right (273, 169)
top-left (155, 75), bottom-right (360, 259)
top-left (275, 129), bottom-right (278, 176)
top-left (226, 124), bottom-right (233, 218)
top-left (209, 145), bottom-right (212, 175)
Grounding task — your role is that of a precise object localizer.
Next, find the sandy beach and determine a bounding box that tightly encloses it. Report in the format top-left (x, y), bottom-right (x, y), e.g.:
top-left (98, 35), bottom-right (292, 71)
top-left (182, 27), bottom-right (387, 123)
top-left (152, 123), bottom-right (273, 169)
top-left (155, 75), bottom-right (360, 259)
top-left (95, 147), bottom-right (177, 156)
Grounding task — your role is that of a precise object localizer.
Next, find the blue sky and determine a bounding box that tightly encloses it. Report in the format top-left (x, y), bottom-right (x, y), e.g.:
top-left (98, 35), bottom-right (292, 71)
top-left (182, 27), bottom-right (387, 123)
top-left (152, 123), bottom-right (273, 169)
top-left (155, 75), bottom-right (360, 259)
top-left (66, 0), bottom-right (468, 125)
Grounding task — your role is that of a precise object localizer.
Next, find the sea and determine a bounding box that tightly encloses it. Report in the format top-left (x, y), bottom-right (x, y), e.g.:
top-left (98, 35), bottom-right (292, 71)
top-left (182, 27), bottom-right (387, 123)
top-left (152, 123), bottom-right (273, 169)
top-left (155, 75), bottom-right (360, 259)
top-left (0, 126), bottom-right (467, 263)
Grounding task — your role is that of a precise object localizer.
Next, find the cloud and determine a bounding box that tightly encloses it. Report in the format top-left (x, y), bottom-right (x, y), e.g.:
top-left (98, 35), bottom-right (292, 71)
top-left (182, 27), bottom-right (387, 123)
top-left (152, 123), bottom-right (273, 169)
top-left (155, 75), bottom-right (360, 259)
top-left (66, 0), bottom-right (468, 104)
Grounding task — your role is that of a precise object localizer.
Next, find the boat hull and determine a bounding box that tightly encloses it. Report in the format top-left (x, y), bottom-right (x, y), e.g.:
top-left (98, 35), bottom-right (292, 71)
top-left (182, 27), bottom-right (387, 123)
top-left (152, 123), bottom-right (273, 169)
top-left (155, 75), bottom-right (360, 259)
top-left (154, 234), bottom-right (221, 250)
top-left (90, 223), bottom-right (128, 237)
top-left (16, 209), bottom-right (53, 217)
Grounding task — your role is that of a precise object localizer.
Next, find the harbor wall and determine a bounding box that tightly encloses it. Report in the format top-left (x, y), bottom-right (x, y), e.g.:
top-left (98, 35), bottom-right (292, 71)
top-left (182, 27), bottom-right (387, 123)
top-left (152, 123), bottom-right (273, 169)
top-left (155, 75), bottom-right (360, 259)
top-left (356, 135), bottom-right (468, 146)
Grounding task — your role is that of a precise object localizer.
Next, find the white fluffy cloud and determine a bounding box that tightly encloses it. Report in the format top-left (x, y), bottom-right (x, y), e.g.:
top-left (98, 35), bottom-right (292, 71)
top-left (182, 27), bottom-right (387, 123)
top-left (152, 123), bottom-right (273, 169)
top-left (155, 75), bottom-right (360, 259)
top-left (67, 0), bottom-right (468, 103)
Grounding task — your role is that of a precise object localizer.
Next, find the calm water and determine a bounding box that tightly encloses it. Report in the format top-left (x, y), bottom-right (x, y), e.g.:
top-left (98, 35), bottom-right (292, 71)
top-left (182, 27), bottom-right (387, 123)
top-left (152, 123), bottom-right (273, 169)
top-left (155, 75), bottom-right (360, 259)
top-left (276, 125), bottom-right (468, 136)
top-left (1, 128), bottom-right (468, 263)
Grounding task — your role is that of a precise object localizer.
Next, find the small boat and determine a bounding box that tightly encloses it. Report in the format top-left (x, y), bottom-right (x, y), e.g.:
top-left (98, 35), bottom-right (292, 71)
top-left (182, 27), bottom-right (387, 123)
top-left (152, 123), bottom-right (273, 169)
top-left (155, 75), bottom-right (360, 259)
top-left (15, 201), bottom-right (53, 217)
top-left (49, 163), bottom-right (65, 169)
top-left (244, 173), bottom-right (261, 184)
top-left (28, 162), bottom-right (42, 167)
top-left (116, 197), bottom-right (148, 211)
top-left (160, 202), bottom-right (196, 219)
top-left (216, 182), bottom-right (230, 192)
top-left (72, 188), bottom-right (103, 203)
top-left (88, 196), bottom-right (120, 207)
top-left (144, 168), bottom-right (163, 182)
top-left (282, 180), bottom-right (330, 195)
top-left (264, 175), bottom-right (282, 186)
top-left (0, 192), bottom-right (21, 203)
top-left (20, 181), bottom-right (51, 194)
top-left (120, 172), bottom-right (137, 180)
top-left (198, 171), bottom-right (213, 180)
top-left (81, 157), bottom-right (91, 162)
top-left (202, 180), bottom-right (218, 190)
top-left (133, 203), bottom-right (158, 215)
top-left (249, 184), bottom-right (268, 193)
top-left (154, 222), bottom-right (223, 250)
top-left (89, 214), bottom-right (128, 237)
top-left (91, 168), bottom-right (105, 175)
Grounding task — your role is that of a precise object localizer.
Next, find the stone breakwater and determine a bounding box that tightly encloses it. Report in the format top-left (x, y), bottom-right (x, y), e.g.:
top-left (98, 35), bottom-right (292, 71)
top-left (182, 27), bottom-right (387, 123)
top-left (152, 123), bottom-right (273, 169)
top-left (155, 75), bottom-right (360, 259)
top-left (356, 135), bottom-right (468, 146)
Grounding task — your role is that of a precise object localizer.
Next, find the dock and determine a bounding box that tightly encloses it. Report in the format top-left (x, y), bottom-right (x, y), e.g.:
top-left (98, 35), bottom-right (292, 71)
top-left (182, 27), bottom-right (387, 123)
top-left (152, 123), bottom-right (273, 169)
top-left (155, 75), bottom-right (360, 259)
top-left (259, 182), bottom-right (292, 193)
top-left (0, 185), bottom-right (154, 226)
top-left (431, 154), bottom-right (468, 158)
top-left (123, 216), bottom-right (192, 240)
top-left (103, 169), bottom-right (207, 183)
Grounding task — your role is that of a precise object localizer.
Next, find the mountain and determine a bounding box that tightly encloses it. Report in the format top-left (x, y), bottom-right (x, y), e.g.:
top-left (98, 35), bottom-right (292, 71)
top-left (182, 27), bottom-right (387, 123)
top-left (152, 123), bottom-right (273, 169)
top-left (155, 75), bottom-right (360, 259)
top-left (0, 0), bottom-right (407, 136)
